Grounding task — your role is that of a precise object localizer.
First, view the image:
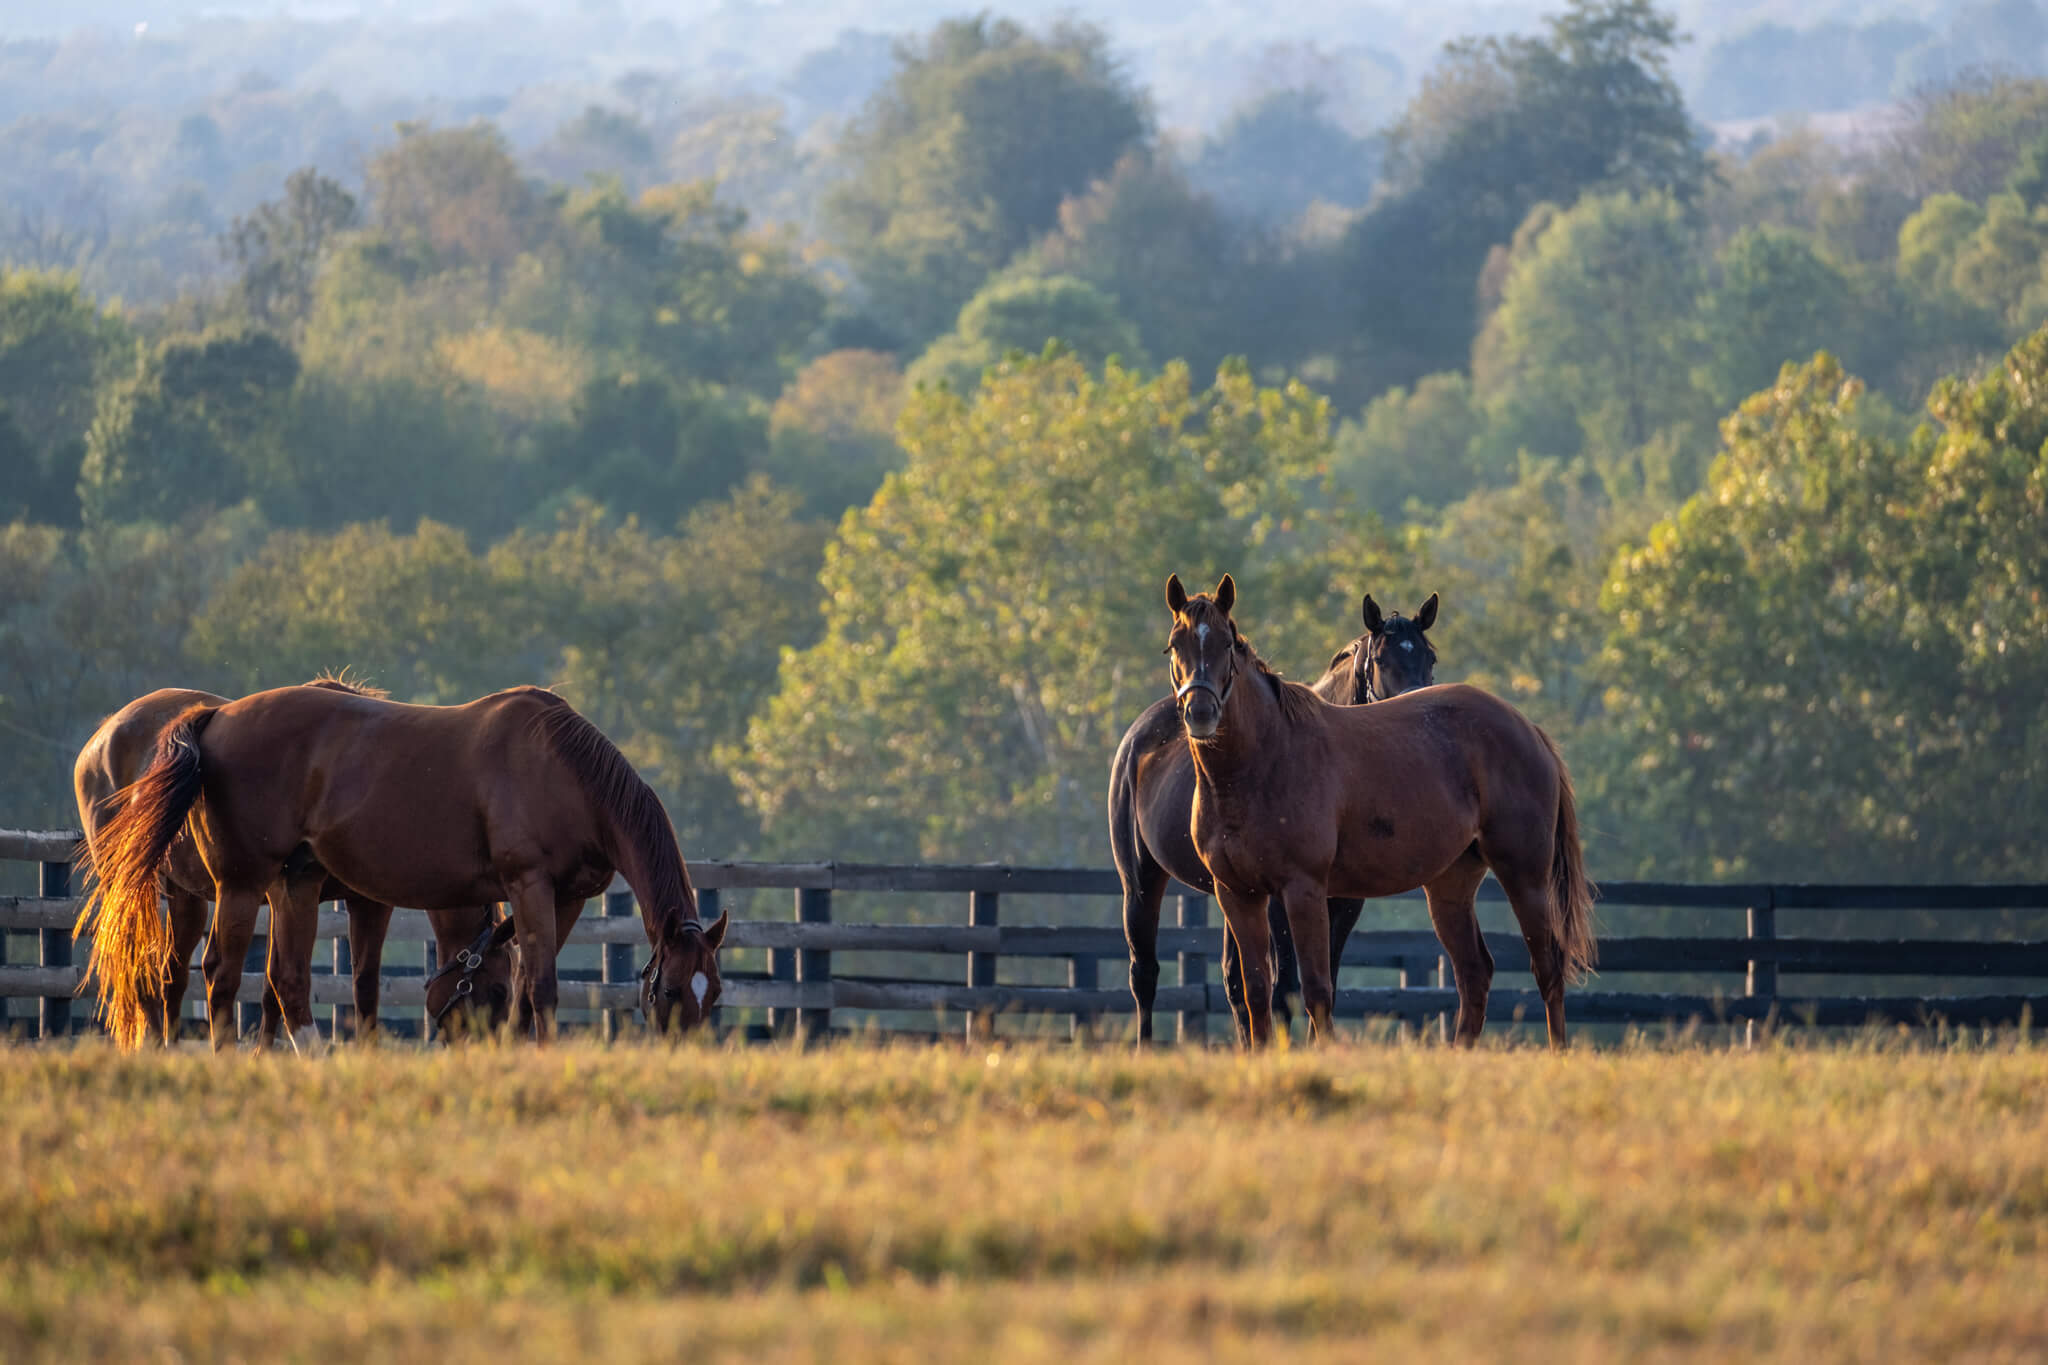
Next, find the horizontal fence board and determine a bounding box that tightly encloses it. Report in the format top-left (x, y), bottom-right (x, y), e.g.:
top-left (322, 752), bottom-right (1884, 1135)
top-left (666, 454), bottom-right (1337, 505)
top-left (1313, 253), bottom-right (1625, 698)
top-left (1768, 884), bottom-right (2048, 911)
top-left (9, 964), bottom-right (2043, 1031)
top-left (0, 830), bottom-right (80, 862)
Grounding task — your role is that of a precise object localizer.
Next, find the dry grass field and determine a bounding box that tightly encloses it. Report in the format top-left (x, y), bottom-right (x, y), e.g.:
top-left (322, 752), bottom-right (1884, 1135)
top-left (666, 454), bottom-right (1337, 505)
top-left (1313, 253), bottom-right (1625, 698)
top-left (3, 1033), bottom-right (2045, 1363)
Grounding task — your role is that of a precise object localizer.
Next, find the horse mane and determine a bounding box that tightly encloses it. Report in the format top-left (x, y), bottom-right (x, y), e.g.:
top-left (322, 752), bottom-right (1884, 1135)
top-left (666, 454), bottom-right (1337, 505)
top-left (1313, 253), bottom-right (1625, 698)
top-left (303, 669), bottom-right (389, 700)
top-left (528, 697), bottom-right (695, 922)
top-left (1239, 638), bottom-right (1327, 729)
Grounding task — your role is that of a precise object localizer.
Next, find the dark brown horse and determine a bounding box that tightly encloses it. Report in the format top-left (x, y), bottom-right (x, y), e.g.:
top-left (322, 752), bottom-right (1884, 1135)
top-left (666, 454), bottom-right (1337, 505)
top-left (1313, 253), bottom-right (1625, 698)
top-left (74, 680), bottom-right (514, 1047)
top-left (1162, 574), bottom-right (1595, 1048)
top-left (1109, 591), bottom-right (1442, 1044)
top-left (76, 684), bottom-right (724, 1050)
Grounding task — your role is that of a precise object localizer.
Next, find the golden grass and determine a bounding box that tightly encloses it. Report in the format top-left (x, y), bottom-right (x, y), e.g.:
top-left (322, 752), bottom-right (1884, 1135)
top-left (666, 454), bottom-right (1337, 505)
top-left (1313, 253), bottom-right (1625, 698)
top-left (3, 1035), bottom-right (2046, 1362)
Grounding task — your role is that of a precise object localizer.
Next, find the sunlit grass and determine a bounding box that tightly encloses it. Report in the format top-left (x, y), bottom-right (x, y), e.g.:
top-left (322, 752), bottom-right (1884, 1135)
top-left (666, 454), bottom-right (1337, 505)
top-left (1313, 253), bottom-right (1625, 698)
top-left (3, 1033), bottom-right (2044, 1362)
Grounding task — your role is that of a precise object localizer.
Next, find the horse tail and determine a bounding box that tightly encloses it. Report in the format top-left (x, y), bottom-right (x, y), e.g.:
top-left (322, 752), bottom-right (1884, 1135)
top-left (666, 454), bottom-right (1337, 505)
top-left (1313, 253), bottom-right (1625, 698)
top-left (73, 705), bottom-right (217, 1049)
top-left (1536, 725), bottom-right (1598, 983)
top-left (1107, 730), bottom-right (1145, 905)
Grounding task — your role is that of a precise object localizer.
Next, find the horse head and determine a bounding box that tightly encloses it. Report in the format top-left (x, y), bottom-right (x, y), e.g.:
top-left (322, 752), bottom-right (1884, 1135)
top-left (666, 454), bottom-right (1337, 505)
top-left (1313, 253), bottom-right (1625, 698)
top-left (425, 912), bottom-right (518, 1039)
top-left (1348, 592), bottom-right (1439, 702)
top-left (643, 910), bottom-right (728, 1034)
top-left (1164, 572), bottom-right (1248, 741)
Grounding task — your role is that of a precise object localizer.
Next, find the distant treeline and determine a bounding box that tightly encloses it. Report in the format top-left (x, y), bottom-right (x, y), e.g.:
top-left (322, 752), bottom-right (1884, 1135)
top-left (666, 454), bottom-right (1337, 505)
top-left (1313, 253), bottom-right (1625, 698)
top-left (1, 2), bottom-right (2044, 896)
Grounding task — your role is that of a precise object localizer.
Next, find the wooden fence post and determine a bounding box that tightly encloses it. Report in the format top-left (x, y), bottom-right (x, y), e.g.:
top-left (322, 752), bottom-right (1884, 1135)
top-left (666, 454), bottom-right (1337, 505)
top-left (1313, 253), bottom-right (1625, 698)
top-left (698, 888), bottom-right (722, 1036)
top-left (769, 893), bottom-right (797, 1039)
top-left (1178, 893), bottom-right (1208, 1046)
top-left (331, 921), bottom-right (350, 1041)
top-left (1068, 951), bottom-right (1097, 1043)
top-left (601, 887), bottom-right (635, 1041)
top-left (40, 858), bottom-right (71, 1040)
top-left (1746, 893), bottom-right (1778, 1047)
top-left (967, 890), bottom-right (998, 1042)
top-left (1399, 952), bottom-right (1436, 1040)
top-left (422, 935), bottom-right (437, 1043)
top-left (797, 886), bottom-right (832, 1041)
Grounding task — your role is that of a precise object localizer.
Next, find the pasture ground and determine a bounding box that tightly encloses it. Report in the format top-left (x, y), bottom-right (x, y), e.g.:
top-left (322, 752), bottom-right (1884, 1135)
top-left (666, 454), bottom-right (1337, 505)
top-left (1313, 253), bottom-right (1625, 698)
top-left (3, 1032), bottom-right (2045, 1363)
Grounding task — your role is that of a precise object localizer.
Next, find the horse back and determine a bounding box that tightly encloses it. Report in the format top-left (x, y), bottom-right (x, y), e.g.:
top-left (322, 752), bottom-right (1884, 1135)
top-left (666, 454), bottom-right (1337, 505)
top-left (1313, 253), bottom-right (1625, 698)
top-left (190, 684), bottom-right (597, 906)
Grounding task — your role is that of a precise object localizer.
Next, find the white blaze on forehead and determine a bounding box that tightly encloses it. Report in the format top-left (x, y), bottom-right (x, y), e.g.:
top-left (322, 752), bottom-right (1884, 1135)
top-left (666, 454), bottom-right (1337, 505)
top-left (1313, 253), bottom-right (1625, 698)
top-left (1399, 639), bottom-right (1415, 652)
top-left (1197, 623), bottom-right (1210, 644)
top-left (690, 971), bottom-right (709, 1005)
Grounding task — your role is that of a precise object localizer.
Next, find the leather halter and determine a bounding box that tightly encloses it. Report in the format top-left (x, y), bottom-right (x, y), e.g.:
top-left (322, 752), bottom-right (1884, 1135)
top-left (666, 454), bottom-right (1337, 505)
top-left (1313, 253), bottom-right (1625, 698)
top-left (640, 917), bottom-right (710, 1012)
top-left (426, 912), bottom-right (516, 1025)
top-left (1174, 661), bottom-right (1235, 714)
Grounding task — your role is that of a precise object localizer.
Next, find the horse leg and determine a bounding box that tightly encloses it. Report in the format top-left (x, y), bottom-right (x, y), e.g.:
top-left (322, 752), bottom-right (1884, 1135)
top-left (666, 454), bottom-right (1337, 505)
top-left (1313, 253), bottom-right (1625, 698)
top-left (1214, 886), bottom-right (1276, 1048)
top-left (345, 898), bottom-right (393, 1043)
top-left (1122, 858), bottom-right (1168, 1048)
top-left (265, 875), bottom-right (326, 1055)
top-left (1423, 854), bottom-right (1493, 1046)
top-left (1325, 897), bottom-right (1365, 984)
top-left (1266, 895), bottom-right (1300, 1040)
top-left (205, 890), bottom-right (263, 1051)
top-left (506, 874), bottom-right (561, 1043)
top-left (1492, 863), bottom-right (1569, 1049)
top-left (1277, 881), bottom-right (1336, 1043)
top-left (158, 887), bottom-right (210, 1045)
top-left (1219, 928), bottom-right (1252, 1046)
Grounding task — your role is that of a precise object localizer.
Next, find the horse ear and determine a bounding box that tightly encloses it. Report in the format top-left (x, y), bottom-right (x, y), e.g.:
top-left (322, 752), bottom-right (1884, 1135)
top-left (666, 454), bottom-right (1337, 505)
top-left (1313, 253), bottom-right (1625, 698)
top-left (1165, 573), bottom-right (1187, 616)
top-left (1214, 573), bottom-right (1235, 616)
top-left (703, 911), bottom-right (728, 953)
top-left (1362, 594), bottom-right (1384, 634)
top-left (1414, 592), bottom-right (1439, 631)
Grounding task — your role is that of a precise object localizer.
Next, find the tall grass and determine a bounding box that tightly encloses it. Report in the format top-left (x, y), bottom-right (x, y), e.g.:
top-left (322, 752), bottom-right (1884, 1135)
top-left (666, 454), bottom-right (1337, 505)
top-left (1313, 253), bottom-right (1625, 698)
top-left (3, 1034), bottom-right (2044, 1361)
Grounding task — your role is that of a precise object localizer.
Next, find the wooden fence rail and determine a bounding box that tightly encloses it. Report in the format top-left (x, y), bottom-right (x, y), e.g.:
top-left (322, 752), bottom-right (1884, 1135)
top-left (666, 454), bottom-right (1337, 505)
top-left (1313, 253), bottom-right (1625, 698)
top-left (5, 828), bottom-right (2047, 1044)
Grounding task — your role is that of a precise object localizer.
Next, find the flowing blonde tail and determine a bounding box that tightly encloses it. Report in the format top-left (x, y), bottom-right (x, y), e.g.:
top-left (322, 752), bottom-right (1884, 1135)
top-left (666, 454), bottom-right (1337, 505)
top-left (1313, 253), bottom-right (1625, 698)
top-left (1538, 727), bottom-right (1598, 983)
top-left (73, 706), bottom-right (215, 1048)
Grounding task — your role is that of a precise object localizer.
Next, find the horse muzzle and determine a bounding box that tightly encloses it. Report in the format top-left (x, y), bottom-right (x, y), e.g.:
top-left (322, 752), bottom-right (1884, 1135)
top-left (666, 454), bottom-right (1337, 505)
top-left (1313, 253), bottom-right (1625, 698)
top-left (1176, 673), bottom-right (1231, 739)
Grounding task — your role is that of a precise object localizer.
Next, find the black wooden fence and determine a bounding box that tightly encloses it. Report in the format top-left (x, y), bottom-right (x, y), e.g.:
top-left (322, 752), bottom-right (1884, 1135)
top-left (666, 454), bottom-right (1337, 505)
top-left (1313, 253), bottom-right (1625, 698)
top-left (5, 827), bottom-right (2047, 1043)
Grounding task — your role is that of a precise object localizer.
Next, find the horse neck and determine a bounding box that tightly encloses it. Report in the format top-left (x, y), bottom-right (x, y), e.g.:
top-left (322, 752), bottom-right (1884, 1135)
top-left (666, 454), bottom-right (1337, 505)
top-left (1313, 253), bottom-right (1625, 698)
top-left (1187, 669), bottom-right (1289, 801)
top-left (602, 803), bottom-right (699, 941)
top-left (1309, 666), bottom-right (1355, 705)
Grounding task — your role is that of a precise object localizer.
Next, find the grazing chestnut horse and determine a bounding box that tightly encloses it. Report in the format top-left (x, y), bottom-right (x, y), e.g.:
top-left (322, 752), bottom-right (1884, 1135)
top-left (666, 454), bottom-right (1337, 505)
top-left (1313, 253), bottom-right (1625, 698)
top-left (76, 684), bottom-right (725, 1050)
top-left (1109, 591), bottom-right (1442, 1045)
top-left (1162, 574), bottom-right (1595, 1048)
top-left (74, 680), bottom-right (514, 1046)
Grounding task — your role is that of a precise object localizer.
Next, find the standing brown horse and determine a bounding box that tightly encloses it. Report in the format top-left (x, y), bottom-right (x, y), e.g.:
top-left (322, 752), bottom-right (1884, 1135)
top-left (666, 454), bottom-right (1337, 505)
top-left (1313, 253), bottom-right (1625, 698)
top-left (74, 680), bottom-right (513, 1046)
top-left (77, 684), bottom-right (724, 1050)
top-left (1162, 574), bottom-right (1595, 1048)
top-left (1109, 591), bottom-right (1441, 1044)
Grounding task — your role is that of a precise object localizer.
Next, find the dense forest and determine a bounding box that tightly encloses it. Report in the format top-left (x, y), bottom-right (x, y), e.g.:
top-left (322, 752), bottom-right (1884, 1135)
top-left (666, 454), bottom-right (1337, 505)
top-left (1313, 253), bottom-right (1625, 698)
top-left (2, 0), bottom-right (2045, 888)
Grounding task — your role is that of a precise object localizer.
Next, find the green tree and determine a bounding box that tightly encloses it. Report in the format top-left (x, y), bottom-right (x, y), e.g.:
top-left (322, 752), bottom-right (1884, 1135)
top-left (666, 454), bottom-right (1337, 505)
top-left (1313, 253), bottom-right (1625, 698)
top-left (729, 353), bottom-right (1375, 862)
top-left (188, 519), bottom-right (529, 703)
top-left (77, 328), bottom-right (300, 526)
top-left (0, 510), bottom-right (261, 825)
top-left (1330, 371), bottom-right (1491, 515)
top-left (1186, 88), bottom-right (1378, 227)
top-left (1022, 152), bottom-right (1250, 377)
top-left (1600, 345), bottom-right (2048, 880)
top-left (495, 480), bottom-right (828, 853)
top-left (763, 349), bottom-right (908, 518)
top-left (365, 122), bottom-right (552, 277)
top-left (0, 268), bottom-right (128, 524)
top-left (222, 168), bottom-right (361, 339)
top-left (906, 275), bottom-right (1147, 393)
top-left (1416, 457), bottom-right (1615, 738)
top-left (824, 16), bottom-right (1151, 348)
top-left (1696, 226), bottom-right (1860, 410)
top-left (1339, 0), bottom-right (1710, 394)
top-left (541, 372), bottom-right (768, 528)
top-left (1472, 191), bottom-right (1709, 502)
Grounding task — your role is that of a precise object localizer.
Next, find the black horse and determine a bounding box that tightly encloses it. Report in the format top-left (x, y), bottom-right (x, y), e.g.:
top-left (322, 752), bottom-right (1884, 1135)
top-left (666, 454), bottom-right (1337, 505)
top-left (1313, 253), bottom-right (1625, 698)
top-left (1108, 592), bottom-right (1439, 1045)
